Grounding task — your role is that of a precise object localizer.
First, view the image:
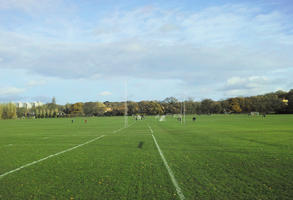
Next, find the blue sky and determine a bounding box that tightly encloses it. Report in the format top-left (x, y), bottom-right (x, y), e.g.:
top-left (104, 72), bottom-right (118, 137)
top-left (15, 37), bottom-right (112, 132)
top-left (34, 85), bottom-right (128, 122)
top-left (0, 0), bottom-right (293, 104)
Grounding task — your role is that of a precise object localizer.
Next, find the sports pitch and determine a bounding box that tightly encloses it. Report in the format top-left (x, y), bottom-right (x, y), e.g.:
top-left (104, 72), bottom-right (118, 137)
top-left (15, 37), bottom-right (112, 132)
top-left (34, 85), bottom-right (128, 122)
top-left (0, 115), bottom-right (293, 199)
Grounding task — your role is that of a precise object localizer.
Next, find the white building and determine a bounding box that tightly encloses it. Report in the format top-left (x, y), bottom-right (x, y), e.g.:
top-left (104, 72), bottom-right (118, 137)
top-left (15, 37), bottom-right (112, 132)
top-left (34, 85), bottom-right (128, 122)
top-left (32, 101), bottom-right (43, 107)
top-left (15, 101), bottom-right (44, 109)
top-left (23, 103), bottom-right (32, 109)
top-left (15, 102), bottom-right (24, 108)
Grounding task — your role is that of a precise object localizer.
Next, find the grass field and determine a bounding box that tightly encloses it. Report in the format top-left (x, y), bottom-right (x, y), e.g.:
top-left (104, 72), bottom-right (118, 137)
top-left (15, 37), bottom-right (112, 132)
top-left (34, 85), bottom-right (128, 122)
top-left (0, 115), bottom-right (293, 200)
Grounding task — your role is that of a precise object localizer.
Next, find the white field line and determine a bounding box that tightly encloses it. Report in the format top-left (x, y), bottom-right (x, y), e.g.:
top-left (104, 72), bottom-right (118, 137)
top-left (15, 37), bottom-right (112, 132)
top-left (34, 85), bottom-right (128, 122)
top-left (147, 125), bottom-right (153, 134)
top-left (0, 135), bottom-right (105, 179)
top-left (148, 125), bottom-right (185, 200)
top-left (0, 122), bottom-right (136, 179)
top-left (113, 121), bottom-right (136, 133)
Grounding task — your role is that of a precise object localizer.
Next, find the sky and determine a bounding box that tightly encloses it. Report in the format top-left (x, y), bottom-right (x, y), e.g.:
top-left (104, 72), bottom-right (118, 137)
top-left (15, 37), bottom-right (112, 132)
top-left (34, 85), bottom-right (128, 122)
top-left (0, 0), bottom-right (293, 104)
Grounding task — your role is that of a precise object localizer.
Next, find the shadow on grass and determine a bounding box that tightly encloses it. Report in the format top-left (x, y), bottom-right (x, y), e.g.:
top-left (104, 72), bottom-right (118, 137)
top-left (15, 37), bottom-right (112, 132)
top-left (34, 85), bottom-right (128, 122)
top-left (138, 141), bottom-right (144, 149)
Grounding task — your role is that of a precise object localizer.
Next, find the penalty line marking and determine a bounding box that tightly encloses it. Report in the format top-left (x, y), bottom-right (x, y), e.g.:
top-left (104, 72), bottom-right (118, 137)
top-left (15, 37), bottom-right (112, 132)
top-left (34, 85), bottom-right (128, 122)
top-left (148, 125), bottom-right (185, 200)
top-left (0, 135), bottom-right (105, 179)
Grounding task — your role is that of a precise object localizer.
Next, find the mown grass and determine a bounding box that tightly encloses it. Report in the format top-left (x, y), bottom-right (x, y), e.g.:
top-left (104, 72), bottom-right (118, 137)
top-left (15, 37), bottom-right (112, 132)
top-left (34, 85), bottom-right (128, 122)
top-left (150, 114), bottom-right (293, 199)
top-left (0, 115), bottom-right (293, 199)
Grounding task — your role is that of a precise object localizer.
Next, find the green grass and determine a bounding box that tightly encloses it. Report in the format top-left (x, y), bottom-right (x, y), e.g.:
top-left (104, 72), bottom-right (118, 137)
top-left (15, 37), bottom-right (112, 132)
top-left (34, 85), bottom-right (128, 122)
top-left (0, 115), bottom-right (293, 199)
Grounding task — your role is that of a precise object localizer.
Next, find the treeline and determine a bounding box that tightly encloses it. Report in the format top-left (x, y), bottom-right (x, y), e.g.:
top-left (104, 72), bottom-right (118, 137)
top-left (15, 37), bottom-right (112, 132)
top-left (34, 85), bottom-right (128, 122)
top-left (0, 89), bottom-right (292, 119)
top-left (103, 90), bottom-right (293, 115)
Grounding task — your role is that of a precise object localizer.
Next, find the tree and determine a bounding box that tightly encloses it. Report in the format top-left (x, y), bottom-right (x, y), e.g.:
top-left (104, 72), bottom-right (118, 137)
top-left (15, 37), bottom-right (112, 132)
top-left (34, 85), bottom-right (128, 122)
top-left (96, 102), bottom-right (106, 116)
top-left (212, 102), bottom-right (223, 113)
top-left (35, 109), bottom-right (40, 118)
top-left (230, 98), bottom-right (242, 113)
top-left (163, 97), bottom-right (178, 104)
top-left (0, 104), bottom-right (3, 119)
top-left (149, 101), bottom-right (164, 115)
top-left (40, 109), bottom-right (45, 118)
top-left (83, 102), bottom-right (96, 116)
top-left (275, 90), bottom-right (287, 99)
top-left (50, 109), bottom-right (55, 118)
top-left (2, 103), bottom-right (17, 119)
top-left (127, 102), bottom-right (139, 115)
top-left (54, 108), bottom-right (59, 118)
top-left (64, 104), bottom-right (71, 115)
top-left (83, 102), bottom-right (106, 116)
top-left (262, 94), bottom-right (282, 113)
top-left (16, 107), bottom-right (28, 118)
top-left (286, 89), bottom-right (293, 113)
top-left (221, 100), bottom-right (230, 113)
top-left (46, 109), bottom-right (50, 118)
top-left (70, 102), bottom-right (84, 116)
top-left (200, 99), bottom-right (214, 114)
top-left (161, 100), bottom-right (180, 114)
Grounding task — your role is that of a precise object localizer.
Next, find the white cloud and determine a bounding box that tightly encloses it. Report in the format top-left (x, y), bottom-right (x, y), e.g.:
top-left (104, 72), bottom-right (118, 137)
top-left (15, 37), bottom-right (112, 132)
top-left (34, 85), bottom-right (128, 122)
top-left (226, 76), bottom-right (269, 88)
top-left (227, 77), bottom-right (246, 86)
top-left (223, 76), bottom-right (276, 97)
top-left (99, 91), bottom-right (112, 96)
top-left (0, 87), bottom-right (26, 96)
top-left (0, 3), bottom-right (292, 99)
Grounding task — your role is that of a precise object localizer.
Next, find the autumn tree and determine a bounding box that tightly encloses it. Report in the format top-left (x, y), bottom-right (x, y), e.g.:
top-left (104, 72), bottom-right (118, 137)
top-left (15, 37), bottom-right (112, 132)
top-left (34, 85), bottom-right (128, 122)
top-left (0, 104), bottom-right (3, 119)
top-left (70, 102), bottom-right (84, 116)
top-left (161, 97), bottom-right (180, 114)
top-left (127, 102), bottom-right (139, 115)
top-left (83, 102), bottom-right (106, 116)
top-left (229, 98), bottom-right (242, 113)
top-left (2, 103), bottom-right (17, 119)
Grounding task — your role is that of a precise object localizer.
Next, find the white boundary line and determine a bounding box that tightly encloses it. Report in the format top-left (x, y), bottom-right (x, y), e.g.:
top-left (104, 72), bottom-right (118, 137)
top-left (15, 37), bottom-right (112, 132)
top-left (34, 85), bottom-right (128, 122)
top-left (148, 125), bottom-right (185, 200)
top-left (113, 121), bottom-right (136, 133)
top-left (0, 122), bottom-right (136, 179)
top-left (0, 135), bottom-right (105, 179)
top-left (148, 125), bottom-right (154, 133)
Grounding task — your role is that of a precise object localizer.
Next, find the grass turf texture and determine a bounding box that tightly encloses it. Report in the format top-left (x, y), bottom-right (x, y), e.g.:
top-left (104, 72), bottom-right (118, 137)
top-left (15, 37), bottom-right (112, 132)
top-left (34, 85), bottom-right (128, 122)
top-left (0, 115), bottom-right (292, 199)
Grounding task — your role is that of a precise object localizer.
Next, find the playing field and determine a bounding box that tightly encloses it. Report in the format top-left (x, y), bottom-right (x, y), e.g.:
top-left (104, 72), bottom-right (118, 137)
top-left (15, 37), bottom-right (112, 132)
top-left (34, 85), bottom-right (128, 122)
top-left (0, 115), bottom-right (293, 200)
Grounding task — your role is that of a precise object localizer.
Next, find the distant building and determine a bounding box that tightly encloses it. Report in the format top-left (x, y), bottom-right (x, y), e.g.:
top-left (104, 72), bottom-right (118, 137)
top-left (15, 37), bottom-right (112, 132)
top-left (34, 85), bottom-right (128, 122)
top-left (15, 101), bottom-right (44, 109)
top-left (32, 101), bottom-right (44, 107)
top-left (23, 103), bottom-right (32, 109)
top-left (15, 102), bottom-right (24, 108)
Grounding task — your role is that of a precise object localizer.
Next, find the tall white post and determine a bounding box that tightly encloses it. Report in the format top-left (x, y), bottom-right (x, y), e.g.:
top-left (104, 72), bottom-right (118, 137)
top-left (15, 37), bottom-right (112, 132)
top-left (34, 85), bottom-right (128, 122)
top-left (124, 81), bottom-right (128, 128)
